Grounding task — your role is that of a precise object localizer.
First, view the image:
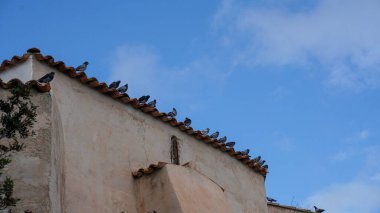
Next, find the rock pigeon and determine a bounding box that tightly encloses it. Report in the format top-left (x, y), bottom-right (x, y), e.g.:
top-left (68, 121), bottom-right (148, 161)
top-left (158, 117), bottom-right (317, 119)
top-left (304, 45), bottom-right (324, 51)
top-left (117, 83), bottom-right (128, 93)
top-left (147, 99), bottom-right (156, 108)
top-left (266, 197), bottom-right (277, 203)
top-left (225, 142), bottom-right (235, 147)
top-left (241, 149), bottom-right (250, 155)
top-left (210, 131), bottom-right (219, 139)
top-left (252, 156), bottom-right (261, 163)
top-left (314, 206), bottom-right (325, 213)
top-left (167, 108), bottom-right (177, 117)
top-left (200, 128), bottom-right (210, 135)
top-left (259, 160), bottom-right (266, 166)
top-left (184, 117), bottom-right (191, 126)
top-left (75, 61), bottom-right (89, 72)
top-left (109, 80), bottom-right (121, 89)
top-left (38, 72), bottom-right (55, 83)
top-left (262, 165), bottom-right (268, 169)
top-left (218, 136), bottom-right (227, 143)
top-left (138, 95), bottom-right (150, 104)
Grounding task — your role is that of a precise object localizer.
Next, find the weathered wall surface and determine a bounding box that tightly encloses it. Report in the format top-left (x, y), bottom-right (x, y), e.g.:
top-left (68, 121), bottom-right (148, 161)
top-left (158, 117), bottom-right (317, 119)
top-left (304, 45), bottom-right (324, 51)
top-left (2, 57), bottom-right (268, 213)
top-left (135, 164), bottom-right (233, 213)
top-left (268, 204), bottom-right (313, 213)
top-left (0, 89), bottom-right (53, 212)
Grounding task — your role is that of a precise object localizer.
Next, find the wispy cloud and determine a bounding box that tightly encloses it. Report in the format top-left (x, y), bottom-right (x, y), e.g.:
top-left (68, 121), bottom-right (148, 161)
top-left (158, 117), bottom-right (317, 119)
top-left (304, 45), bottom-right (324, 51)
top-left (213, 0), bottom-right (380, 90)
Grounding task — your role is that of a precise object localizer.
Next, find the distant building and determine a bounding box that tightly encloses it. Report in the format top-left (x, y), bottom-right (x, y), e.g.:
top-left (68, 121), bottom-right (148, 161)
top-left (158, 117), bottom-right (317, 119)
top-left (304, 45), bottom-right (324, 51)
top-left (0, 48), bottom-right (313, 213)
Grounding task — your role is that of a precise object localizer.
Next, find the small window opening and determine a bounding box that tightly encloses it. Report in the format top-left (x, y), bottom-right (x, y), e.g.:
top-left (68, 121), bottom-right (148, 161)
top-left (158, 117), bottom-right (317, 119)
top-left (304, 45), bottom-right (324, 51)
top-left (170, 136), bottom-right (180, 165)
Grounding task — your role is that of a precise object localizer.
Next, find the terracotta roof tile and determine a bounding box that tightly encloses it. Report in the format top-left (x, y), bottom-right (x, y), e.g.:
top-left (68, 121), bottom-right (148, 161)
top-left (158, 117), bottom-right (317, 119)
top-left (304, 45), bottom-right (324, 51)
top-left (132, 162), bottom-right (168, 179)
top-left (0, 48), bottom-right (268, 177)
top-left (0, 78), bottom-right (51, 93)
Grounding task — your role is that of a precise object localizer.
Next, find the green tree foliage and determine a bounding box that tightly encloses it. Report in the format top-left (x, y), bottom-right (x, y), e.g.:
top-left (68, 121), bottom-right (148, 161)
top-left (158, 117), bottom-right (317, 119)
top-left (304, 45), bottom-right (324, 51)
top-left (0, 84), bottom-right (37, 211)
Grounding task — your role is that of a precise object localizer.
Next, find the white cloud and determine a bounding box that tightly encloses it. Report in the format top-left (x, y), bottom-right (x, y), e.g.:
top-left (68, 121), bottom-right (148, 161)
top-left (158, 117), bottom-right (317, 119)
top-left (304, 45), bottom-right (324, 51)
top-left (213, 0), bottom-right (380, 90)
top-left (332, 151), bottom-right (348, 161)
top-left (305, 180), bottom-right (380, 213)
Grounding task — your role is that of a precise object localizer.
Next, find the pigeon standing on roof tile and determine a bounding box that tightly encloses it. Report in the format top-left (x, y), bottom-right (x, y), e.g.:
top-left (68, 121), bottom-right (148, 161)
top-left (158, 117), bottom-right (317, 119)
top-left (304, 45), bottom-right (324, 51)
top-left (109, 80), bottom-right (121, 89)
top-left (218, 136), bottom-right (227, 143)
top-left (38, 72), bottom-right (55, 83)
top-left (138, 95), bottom-right (150, 104)
top-left (184, 117), bottom-right (191, 127)
top-left (258, 160), bottom-right (266, 166)
top-left (241, 149), bottom-right (250, 155)
top-left (167, 108), bottom-right (177, 118)
top-left (200, 128), bottom-right (210, 136)
top-left (75, 61), bottom-right (89, 72)
top-left (314, 206), bottom-right (325, 213)
top-left (262, 165), bottom-right (269, 169)
top-left (252, 156), bottom-right (261, 162)
top-left (210, 131), bottom-right (219, 139)
top-left (225, 142), bottom-right (235, 147)
top-left (266, 197), bottom-right (277, 203)
top-left (117, 83), bottom-right (128, 93)
top-left (147, 99), bottom-right (156, 108)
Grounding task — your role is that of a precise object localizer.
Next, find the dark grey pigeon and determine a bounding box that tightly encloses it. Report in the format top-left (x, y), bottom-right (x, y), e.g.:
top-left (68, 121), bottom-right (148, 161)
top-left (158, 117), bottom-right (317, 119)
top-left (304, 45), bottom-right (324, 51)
top-left (200, 128), bottom-right (210, 136)
top-left (252, 156), bottom-right (261, 163)
top-left (210, 131), bottom-right (219, 139)
top-left (266, 197), bottom-right (276, 203)
top-left (314, 206), bottom-right (325, 213)
top-left (75, 61), bottom-right (89, 72)
top-left (184, 117), bottom-right (191, 127)
top-left (259, 160), bottom-right (266, 166)
top-left (38, 72), bottom-right (55, 83)
top-left (225, 142), bottom-right (235, 147)
top-left (241, 149), bottom-right (250, 155)
top-left (147, 99), bottom-right (156, 108)
top-left (167, 108), bottom-right (177, 117)
top-left (138, 95), bottom-right (150, 104)
top-left (109, 80), bottom-right (121, 89)
top-left (262, 165), bottom-right (268, 169)
top-left (117, 83), bottom-right (128, 93)
top-left (218, 136), bottom-right (227, 143)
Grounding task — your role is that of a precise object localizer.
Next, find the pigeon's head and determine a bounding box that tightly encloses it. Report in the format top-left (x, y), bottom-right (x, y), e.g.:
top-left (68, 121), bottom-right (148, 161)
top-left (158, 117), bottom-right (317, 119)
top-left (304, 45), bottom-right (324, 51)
top-left (50, 72), bottom-right (55, 76)
top-left (84, 61), bottom-right (89, 65)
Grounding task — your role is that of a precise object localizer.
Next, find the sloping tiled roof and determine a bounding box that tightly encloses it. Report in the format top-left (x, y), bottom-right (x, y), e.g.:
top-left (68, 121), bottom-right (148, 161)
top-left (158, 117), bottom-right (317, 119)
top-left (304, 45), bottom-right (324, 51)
top-left (267, 203), bottom-right (313, 213)
top-left (0, 48), bottom-right (268, 177)
top-left (132, 162), bottom-right (168, 179)
top-left (0, 78), bottom-right (51, 92)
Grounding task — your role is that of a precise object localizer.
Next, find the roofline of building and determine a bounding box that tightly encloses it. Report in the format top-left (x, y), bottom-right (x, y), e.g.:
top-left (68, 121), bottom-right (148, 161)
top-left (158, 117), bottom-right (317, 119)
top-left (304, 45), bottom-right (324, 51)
top-left (267, 202), bottom-right (313, 212)
top-left (0, 48), bottom-right (268, 177)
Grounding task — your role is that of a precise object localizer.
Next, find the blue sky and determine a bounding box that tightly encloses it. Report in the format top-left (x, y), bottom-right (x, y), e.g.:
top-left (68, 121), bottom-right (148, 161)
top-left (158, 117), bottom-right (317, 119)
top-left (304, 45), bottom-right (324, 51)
top-left (1, 0), bottom-right (380, 212)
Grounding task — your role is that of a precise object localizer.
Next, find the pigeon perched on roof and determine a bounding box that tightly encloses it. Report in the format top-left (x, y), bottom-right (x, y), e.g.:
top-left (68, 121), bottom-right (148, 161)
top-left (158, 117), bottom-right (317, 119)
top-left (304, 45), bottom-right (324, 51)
top-left (75, 61), bottom-right (89, 72)
top-left (200, 128), bottom-right (210, 136)
top-left (266, 197), bottom-right (277, 203)
top-left (184, 117), bottom-right (191, 127)
top-left (241, 149), bottom-right (250, 155)
top-left (225, 142), bottom-right (235, 147)
top-left (258, 160), bottom-right (266, 166)
top-left (109, 80), bottom-right (121, 89)
top-left (314, 206), bottom-right (325, 213)
top-left (147, 99), bottom-right (156, 108)
top-left (252, 156), bottom-right (261, 163)
top-left (210, 131), bottom-right (219, 139)
top-left (167, 108), bottom-right (177, 118)
top-left (38, 72), bottom-right (55, 83)
top-left (262, 165), bottom-right (268, 169)
top-left (138, 95), bottom-right (150, 104)
top-left (117, 83), bottom-right (128, 93)
top-left (218, 136), bottom-right (227, 143)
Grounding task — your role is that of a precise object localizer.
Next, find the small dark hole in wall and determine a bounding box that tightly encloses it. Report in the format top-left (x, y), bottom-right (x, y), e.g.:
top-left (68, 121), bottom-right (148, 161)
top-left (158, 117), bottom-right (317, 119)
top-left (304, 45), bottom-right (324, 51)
top-left (170, 136), bottom-right (180, 165)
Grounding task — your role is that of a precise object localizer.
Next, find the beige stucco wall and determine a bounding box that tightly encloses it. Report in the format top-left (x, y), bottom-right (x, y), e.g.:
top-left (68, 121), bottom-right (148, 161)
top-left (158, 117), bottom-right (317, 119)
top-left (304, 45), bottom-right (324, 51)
top-left (0, 89), bottom-right (53, 212)
top-left (135, 164), bottom-right (233, 213)
top-left (1, 57), bottom-right (268, 213)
